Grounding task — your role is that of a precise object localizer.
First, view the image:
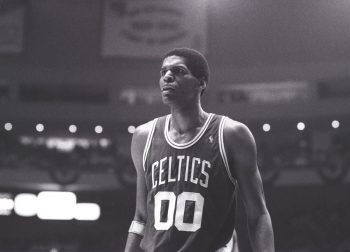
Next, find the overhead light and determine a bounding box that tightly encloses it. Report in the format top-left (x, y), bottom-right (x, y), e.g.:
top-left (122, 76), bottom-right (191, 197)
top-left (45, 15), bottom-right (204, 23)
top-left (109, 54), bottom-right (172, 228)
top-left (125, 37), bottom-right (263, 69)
top-left (4, 122), bottom-right (13, 131)
top-left (37, 191), bottom-right (76, 220)
top-left (14, 193), bottom-right (37, 217)
top-left (262, 123), bottom-right (271, 132)
top-left (69, 124), bottom-right (77, 133)
top-left (74, 203), bottom-right (101, 221)
top-left (331, 120), bottom-right (340, 129)
top-left (95, 125), bottom-right (103, 134)
top-left (128, 125), bottom-right (136, 134)
top-left (36, 123), bottom-right (45, 132)
top-left (297, 122), bottom-right (305, 131)
top-left (0, 193), bottom-right (14, 216)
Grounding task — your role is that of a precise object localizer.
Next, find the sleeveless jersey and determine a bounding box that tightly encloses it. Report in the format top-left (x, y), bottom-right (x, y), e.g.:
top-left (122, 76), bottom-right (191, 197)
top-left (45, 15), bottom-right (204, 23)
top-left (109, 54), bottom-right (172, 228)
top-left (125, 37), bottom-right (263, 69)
top-left (141, 113), bottom-right (237, 252)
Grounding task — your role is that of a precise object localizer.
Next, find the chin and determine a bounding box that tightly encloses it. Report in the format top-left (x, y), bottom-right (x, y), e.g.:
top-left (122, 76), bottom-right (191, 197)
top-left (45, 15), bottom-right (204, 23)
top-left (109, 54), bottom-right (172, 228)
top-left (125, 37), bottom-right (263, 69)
top-left (161, 96), bottom-right (179, 107)
top-left (161, 97), bottom-right (173, 106)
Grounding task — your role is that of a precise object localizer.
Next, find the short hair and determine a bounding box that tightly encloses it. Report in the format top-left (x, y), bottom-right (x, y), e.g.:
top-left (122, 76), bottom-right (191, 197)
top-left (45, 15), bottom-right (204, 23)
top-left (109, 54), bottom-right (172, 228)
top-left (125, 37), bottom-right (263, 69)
top-left (162, 48), bottom-right (210, 83)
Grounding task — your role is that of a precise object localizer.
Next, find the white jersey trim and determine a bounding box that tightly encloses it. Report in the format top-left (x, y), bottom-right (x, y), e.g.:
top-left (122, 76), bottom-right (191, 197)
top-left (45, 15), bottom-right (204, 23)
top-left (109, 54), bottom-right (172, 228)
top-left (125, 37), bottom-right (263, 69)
top-left (164, 113), bottom-right (214, 149)
top-left (219, 116), bottom-right (236, 185)
top-left (142, 118), bottom-right (158, 171)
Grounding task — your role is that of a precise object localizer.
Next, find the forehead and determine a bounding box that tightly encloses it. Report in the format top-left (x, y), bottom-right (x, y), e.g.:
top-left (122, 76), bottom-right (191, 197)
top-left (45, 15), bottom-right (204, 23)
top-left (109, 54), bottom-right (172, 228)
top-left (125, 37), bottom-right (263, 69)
top-left (161, 55), bottom-right (187, 68)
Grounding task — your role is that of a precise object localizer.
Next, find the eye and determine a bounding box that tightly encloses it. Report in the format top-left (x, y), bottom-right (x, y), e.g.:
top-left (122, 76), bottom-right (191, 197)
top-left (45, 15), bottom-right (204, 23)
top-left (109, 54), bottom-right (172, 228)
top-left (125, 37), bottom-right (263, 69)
top-left (160, 66), bottom-right (187, 77)
top-left (172, 66), bottom-right (186, 75)
top-left (160, 69), bottom-right (166, 77)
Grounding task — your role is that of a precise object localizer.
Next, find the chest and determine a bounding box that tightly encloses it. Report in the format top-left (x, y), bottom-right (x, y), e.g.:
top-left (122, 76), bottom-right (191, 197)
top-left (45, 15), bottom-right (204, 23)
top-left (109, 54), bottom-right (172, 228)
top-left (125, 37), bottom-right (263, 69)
top-left (145, 134), bottom-right (222, 191)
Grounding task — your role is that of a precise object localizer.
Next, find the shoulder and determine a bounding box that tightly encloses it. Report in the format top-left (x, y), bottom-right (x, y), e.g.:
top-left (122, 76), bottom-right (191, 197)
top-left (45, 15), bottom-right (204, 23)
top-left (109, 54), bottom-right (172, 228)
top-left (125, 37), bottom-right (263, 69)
top-left (221, 117), bottom-right (258, 180)
top-left (222, 117), bottom-right (255, 144)
top-left (132, 119), bottom-right (157, 148)
top-left (130, 118), bottom-right (158, 169)
top-left (222, 117), bottom-right (257, 158)
top-left (133, 119), bottom-right (156, 138)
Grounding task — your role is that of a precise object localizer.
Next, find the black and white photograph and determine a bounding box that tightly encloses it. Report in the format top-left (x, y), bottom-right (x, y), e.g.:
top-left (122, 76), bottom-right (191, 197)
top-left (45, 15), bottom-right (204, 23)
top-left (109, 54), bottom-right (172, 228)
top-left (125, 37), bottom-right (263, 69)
top-left (0, 0), bottom-right (350, 251)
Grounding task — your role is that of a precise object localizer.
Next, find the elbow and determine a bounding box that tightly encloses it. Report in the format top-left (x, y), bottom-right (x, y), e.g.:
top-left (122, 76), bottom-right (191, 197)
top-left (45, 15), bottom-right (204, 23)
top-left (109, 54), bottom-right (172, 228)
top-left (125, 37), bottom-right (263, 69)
top-left (247, 208), bottom-right (272, 228)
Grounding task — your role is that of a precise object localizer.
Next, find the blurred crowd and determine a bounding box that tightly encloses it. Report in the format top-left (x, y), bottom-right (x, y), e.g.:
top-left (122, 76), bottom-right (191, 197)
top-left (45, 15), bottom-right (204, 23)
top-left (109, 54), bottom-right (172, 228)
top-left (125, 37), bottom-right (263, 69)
top-left (257, 130), bottom-right (350, 185)
top-left (0, 129), bottom-right (349, 251)
top-left (0, 133), bottom-right (135, 186)
top-left (0, 128), bottom-right (349, 186)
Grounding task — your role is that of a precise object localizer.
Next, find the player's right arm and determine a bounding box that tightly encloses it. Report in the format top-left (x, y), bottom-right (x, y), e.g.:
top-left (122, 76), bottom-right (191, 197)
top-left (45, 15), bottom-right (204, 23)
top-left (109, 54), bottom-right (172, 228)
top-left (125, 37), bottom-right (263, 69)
top-left (124, 121), bottom-right (153, 252)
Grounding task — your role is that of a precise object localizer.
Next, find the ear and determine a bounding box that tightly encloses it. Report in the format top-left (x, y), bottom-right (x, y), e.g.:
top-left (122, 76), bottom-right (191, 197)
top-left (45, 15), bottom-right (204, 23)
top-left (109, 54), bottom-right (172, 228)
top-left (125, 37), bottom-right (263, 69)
top-left (199, 79), bottom-right (207, 92)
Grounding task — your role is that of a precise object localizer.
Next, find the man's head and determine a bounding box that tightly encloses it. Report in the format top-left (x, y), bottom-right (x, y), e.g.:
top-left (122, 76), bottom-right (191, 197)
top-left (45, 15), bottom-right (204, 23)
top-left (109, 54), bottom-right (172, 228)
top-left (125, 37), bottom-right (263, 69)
top-left (159, 48), bottom-right (210, 107)
top-left (162, 48), bottom-right (210, 94)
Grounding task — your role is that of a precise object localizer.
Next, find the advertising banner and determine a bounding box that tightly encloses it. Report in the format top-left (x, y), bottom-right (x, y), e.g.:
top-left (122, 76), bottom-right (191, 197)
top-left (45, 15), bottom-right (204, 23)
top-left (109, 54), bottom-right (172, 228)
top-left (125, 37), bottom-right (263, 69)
top-left (0, 0), bottom-right (25, 53)
top-left (101, 0), bottom-right (208, 58)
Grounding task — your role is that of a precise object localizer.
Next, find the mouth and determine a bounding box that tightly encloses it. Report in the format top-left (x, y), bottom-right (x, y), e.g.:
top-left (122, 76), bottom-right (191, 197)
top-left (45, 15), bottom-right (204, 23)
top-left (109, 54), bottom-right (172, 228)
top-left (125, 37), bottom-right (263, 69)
top-left (161, 86), bottom-right (176, 92)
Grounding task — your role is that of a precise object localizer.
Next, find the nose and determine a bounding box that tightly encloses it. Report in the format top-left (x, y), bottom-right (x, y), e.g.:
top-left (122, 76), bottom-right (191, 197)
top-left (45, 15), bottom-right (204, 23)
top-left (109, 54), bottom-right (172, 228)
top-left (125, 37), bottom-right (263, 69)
top-left (163, 70), bottom-right (175, 83)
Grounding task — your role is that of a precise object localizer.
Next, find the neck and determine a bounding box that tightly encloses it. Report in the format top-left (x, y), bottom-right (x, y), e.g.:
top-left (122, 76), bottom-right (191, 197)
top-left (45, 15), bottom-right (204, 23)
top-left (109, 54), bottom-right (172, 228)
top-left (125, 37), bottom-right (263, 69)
top-left (169, 103), bottom-right (208, 134)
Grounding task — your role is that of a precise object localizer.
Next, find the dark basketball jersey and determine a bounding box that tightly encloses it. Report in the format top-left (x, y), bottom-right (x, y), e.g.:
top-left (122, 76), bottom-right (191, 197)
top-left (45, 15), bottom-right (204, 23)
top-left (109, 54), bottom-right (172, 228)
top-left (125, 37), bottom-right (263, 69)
top-left (141, 113), bottom-right (237, 252)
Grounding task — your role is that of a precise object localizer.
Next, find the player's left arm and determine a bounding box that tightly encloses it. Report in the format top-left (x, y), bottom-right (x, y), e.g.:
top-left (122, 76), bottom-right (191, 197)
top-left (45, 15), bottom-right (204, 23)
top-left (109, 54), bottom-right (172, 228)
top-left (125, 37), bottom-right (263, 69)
top-left (223, 119), bottom-right (275, 252)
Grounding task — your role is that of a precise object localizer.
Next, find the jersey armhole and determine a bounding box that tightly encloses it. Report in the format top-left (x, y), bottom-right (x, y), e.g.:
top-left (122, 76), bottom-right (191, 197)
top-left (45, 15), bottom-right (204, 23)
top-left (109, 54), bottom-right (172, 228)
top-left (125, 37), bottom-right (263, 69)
top-left (219, 116), bottom-right (236, 185)
top-left (142, 118), bottom-right (158, 171)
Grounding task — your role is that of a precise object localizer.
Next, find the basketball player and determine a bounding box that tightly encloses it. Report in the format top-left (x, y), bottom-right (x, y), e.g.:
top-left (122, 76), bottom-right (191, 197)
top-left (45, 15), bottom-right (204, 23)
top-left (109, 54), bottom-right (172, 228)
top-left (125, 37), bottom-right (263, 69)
top-left (124, 48), bottom-right (274, 252)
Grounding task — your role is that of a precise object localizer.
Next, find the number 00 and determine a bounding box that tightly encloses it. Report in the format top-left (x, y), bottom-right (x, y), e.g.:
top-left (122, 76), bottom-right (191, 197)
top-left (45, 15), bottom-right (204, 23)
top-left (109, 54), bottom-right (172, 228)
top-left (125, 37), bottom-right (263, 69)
top-left (154, 191), bottom-right (204, 232)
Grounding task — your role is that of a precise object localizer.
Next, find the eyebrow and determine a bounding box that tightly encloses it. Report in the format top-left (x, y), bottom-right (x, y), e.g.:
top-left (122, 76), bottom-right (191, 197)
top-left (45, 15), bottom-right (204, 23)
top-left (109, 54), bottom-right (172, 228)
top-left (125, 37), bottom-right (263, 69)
top-left (160, 64), bottom-right (189, 71)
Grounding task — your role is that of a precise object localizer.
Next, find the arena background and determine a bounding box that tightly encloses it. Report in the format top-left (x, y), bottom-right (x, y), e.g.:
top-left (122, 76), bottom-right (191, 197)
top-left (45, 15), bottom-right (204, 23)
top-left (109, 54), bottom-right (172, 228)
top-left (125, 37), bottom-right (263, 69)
top-left (0, 0), bottom-right (350, 251)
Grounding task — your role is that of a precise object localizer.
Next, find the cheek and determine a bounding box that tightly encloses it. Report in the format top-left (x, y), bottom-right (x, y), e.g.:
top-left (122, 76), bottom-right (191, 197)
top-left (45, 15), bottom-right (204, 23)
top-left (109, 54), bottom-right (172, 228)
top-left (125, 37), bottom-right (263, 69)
top-left (159, 78), bottom-right (166, 89)
top-left (180, 86), bottom-right (199, 100)
top-left (182, 81), bottom-right (200, 93)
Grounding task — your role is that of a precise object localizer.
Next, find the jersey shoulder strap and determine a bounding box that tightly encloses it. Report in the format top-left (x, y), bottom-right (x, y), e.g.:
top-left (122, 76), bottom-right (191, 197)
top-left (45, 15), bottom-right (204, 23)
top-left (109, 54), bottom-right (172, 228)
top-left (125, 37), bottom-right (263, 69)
top-left (218, 116), bottom-right (236, 185)
top-left (142, 118), bottom-right (159, 171)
